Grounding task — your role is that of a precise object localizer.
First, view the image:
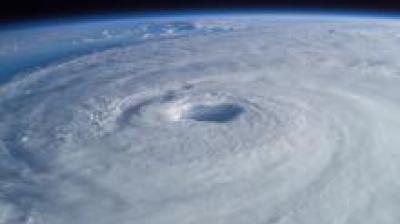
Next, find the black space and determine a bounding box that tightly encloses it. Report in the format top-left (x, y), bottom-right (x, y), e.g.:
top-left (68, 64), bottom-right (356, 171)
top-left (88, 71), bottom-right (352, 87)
top-left (2, 0), bottom-right (400, 23)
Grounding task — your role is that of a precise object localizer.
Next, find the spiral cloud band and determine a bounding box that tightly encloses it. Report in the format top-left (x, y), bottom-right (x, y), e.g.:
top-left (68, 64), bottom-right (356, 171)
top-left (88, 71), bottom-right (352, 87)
top-left (1, 15), bottom-right (400, 223)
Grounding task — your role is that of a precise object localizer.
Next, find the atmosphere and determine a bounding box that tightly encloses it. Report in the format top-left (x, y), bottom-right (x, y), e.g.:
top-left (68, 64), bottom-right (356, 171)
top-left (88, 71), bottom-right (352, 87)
top-left (1, 0), bottom-right (400, 22)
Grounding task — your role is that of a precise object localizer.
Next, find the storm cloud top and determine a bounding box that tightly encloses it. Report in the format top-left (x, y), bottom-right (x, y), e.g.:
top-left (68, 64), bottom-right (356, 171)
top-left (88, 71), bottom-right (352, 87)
top-left (1, 15), bottom-right (400, 224)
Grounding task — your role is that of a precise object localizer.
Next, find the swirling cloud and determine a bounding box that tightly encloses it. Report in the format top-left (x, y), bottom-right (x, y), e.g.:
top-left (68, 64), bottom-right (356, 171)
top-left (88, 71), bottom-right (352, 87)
top-left (1, 15), bottom-right (400, 224)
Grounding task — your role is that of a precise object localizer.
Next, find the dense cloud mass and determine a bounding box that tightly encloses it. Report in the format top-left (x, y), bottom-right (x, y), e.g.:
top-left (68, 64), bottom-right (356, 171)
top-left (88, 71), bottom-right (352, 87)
top-left (1, 15), bottom-right (400, 224)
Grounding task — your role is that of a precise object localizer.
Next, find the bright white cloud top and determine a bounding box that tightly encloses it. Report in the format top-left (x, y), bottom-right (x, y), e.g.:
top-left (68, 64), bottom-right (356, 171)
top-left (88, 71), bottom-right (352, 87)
top-left (1, 14), bottom-right (400, 224)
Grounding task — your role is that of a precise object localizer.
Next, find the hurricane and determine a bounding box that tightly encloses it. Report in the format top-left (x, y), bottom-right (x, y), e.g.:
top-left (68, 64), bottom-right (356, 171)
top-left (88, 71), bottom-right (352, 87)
top-left (1, 14), bottom-right (400, 224)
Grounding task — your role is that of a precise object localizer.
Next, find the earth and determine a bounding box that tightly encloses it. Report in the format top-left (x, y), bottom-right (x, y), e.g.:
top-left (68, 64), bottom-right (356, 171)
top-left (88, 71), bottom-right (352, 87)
top-left (1, 13), bottom-right (400, 224)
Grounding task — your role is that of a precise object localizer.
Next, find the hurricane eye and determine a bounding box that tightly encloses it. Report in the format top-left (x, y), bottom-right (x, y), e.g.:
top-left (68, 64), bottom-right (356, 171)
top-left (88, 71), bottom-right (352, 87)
top-left (182, 103), bottom-right (244, 123)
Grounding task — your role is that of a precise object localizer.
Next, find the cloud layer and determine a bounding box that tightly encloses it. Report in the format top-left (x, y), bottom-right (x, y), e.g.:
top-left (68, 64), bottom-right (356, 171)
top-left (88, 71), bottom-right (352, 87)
top-left (1, 15), bottom-right (400, 224)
